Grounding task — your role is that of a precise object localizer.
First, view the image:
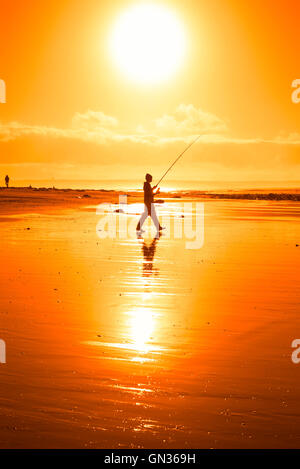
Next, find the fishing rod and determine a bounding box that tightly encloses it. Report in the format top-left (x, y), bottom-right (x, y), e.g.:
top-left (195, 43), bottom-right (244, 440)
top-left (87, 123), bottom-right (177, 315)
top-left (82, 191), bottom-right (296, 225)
top-left (156, 134), bottom-right (201, 187)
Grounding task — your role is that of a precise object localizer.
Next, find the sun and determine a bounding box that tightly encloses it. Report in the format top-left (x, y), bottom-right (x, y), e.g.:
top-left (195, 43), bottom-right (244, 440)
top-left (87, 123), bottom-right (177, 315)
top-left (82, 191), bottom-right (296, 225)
top-left (109, 3), bottom-right (187, 85)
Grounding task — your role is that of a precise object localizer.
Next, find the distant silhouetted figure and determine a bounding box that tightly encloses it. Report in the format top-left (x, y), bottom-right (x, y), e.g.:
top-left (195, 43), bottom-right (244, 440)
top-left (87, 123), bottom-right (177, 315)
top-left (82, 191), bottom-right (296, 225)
top-left (136, 173), bottom-right (163, 234)
top-left (5, 175), bottom-right (9, 188)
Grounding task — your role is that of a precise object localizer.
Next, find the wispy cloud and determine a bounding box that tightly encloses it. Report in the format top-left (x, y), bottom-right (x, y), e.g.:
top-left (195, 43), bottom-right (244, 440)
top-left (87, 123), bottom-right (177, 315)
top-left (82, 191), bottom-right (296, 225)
top-left (1, 105), bottom-right (300, 146)
top-left (72, 110), bottom-right (119, 129)
top-left (154, 104), bottom-right (228, 137)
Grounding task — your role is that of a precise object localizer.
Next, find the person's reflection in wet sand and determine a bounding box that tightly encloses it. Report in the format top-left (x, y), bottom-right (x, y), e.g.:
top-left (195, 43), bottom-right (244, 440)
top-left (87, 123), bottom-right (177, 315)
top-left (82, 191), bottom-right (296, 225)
top-left (139, 233), bottom-right (161, 278)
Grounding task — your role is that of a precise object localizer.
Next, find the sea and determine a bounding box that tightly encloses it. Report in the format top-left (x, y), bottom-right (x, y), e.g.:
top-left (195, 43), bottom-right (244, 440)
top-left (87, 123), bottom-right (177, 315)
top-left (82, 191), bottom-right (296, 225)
top-left (10, 179), bottom-right (300, 192)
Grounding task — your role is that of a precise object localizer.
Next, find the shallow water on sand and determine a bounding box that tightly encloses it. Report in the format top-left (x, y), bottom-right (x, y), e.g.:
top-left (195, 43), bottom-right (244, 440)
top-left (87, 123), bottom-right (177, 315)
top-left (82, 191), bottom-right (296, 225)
top-left (0, 199), bottom-right (300, 448)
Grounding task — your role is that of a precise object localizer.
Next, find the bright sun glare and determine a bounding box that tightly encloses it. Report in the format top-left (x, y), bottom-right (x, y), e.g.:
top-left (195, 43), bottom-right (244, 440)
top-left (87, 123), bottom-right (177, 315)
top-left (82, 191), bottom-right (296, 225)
top-left (109, 3), bottom-right (186, 84)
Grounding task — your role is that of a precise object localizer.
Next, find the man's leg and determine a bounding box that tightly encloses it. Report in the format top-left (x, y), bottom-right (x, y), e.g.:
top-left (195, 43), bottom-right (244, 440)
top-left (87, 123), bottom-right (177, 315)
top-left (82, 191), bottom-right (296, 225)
top-left (150, 203), bottom-right (162, 232)
top-left (136, 204), bottom-right (149, 230)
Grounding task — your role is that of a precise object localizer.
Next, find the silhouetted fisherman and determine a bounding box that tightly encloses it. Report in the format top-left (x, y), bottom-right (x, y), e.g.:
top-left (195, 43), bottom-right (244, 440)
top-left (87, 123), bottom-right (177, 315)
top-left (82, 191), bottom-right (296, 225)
top-left (5, 175), bottom-right (9, 188)
top-left (136, 173), bottom-right (163, 233)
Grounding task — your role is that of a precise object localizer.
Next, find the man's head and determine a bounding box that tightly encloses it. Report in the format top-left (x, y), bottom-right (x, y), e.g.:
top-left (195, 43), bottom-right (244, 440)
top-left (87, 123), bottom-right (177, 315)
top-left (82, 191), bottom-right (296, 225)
top-left (145, 173), bottom-right (152, 182)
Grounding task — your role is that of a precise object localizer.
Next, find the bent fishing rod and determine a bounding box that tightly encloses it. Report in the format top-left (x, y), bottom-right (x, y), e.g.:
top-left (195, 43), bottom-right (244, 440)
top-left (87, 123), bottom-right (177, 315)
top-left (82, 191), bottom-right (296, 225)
top-left (156, 134), bottom-right (201, 187)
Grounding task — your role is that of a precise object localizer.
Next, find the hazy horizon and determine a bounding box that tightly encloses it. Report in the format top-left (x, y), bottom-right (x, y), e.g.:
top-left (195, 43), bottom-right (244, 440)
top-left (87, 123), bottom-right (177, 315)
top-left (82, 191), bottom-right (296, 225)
top-left (7, 178), bottom-right (300, 191)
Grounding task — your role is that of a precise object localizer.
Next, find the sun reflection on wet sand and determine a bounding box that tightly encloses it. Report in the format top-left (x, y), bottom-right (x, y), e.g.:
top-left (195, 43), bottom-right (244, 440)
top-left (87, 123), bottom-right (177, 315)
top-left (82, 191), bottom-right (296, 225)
top-left (128, 235), bottom-right (163, 357)
top-left (128, 307), bottom-right (156, 354)
top-left (86, 234), bottom-right (166, 363)
top-left (1, 199), bottom-right (300, 448)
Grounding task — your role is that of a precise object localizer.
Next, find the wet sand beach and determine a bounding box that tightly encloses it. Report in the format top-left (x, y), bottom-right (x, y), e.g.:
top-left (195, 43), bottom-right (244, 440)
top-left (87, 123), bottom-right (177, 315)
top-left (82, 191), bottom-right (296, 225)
top-left (0, 188), bottom-right (300, 448)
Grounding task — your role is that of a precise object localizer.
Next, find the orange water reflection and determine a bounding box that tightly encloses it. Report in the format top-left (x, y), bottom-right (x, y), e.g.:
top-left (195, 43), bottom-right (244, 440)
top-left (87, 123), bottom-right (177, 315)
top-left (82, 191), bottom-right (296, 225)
top-left (1, 200), bottom-right (300, 448)
top-left (129, 235), bottom-right (162, 359)
top-left (86, 233), bottom-right (165, 362)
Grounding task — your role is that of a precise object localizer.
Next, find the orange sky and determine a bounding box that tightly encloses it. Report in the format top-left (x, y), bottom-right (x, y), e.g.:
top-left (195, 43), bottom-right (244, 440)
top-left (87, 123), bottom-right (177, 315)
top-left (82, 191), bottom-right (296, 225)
top-left (0, 0), bottom-right (299, 184)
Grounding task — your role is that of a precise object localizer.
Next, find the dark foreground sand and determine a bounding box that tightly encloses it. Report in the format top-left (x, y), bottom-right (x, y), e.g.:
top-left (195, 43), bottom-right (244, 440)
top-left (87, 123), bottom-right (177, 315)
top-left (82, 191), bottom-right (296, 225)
top-left (0, 188), bottom-right (299, 448)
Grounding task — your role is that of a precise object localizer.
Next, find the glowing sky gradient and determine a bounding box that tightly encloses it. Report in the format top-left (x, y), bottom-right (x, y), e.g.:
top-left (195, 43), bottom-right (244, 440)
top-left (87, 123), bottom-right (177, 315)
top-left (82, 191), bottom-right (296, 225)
top-left (0, 0), bottom-right (299, 183)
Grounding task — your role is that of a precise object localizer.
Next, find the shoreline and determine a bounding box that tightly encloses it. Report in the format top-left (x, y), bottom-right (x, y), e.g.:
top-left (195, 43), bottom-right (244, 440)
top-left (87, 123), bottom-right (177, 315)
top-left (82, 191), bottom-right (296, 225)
top-left (0, 186), bottom-right (299, 199)
top-left (0, 186), bottom-right (299, 218)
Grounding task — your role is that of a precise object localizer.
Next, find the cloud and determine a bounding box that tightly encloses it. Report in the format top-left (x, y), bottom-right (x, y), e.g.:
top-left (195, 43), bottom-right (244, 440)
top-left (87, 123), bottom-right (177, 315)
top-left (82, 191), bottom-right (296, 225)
top-left (72, 110), bottom-right (118, 130)
top-left (274, 133), bottom-right (300, 145)
top-left (0, 105), bottom-right (300, 148)
top-left (0, 121), bottom-right (70, 142)
top-left (154, 104), bottom-right (228, 137)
